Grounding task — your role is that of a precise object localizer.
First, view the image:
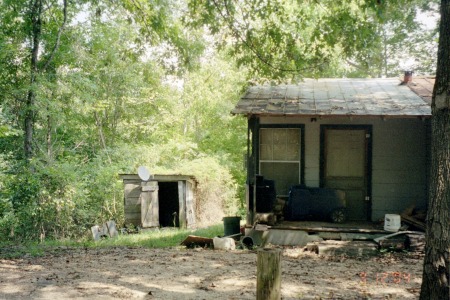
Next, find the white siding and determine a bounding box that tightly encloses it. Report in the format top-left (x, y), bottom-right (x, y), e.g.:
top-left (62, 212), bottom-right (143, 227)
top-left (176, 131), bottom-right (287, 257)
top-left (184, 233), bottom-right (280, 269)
top-left (260, 116), bottom-right (429, 221)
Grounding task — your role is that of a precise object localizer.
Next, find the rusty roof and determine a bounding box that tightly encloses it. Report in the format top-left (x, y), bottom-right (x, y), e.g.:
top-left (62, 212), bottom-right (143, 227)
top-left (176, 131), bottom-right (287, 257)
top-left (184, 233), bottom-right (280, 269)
top-left (232, 78), bottom-right (432, 118)
top-left (407, 76), bottom-right (435, 105)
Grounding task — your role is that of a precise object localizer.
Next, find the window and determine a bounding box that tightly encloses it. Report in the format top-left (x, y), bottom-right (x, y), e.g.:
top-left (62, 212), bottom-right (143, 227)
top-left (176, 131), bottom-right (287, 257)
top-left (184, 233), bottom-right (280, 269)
top-left (259, 127), bottom-right (302, 196)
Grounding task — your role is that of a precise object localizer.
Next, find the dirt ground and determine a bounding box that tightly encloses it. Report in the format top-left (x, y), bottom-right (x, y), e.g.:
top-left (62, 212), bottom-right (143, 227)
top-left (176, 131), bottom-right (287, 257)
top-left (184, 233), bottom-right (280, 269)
top-left (0, 246), bottom-right (423, 300)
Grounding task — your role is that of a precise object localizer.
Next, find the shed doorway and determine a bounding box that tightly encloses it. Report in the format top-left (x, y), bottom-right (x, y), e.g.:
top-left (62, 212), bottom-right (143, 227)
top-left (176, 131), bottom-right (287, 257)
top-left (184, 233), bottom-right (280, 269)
top-left (320, 125), bottom-right (372, 221)
top-left (158, 182), bottom-right (180, 227)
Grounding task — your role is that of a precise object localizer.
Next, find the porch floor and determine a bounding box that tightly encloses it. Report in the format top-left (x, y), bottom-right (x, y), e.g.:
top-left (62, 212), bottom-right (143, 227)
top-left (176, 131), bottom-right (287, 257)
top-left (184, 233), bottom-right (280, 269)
top-left (258, 220), bottom-right (387, 234)
top-left (243, 220), bottom-right (390, 248)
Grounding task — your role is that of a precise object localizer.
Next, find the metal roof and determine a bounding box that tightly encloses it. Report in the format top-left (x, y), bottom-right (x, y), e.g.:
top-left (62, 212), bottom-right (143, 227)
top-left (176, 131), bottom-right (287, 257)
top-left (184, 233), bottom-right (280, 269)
top-left (407, 77), bottom-right (435, 105)
top-left (232, 78), bottom-right (432, 118)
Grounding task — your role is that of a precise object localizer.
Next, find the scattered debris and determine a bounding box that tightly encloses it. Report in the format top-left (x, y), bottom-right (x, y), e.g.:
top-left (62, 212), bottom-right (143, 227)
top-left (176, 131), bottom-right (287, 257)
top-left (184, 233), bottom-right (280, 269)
top-left (373, 231), bottom-right (426, 253)
top-left (400, 204), bottom-right (426, 231)
top-left (180, 235), bottom-right (213, 248)
top-left (378, 235), bottom-right (408, 251)
top-left (373, 231), bottom-right (423, 243)
top-left (120, 224), bottom-right (141, 234)
top-left (240, 236), bottom-right (254, 249)
top-left (306, 240), bottom-right (379, 257)
top-left (401, 214), bottom-right (426, 231)
top-left (273, 198), bottom-right (286, 222)
top-left (254, 213), bottom-right (276, 225)
top-left (91, 220), bottom-right (119, 241)
top-left (255, 224), bottom-right (269, 231)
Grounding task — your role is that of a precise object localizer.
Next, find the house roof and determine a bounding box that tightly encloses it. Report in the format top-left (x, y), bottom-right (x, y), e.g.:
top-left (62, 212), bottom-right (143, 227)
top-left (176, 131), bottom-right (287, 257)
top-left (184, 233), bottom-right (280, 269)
top-left (232, 78), bottom-right (432, 118)
top-left (407, 76), bottom-right (435, 105)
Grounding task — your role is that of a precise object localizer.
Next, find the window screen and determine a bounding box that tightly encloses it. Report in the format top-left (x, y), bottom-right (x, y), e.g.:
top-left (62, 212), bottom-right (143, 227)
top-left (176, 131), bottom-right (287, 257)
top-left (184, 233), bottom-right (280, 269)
top-left (259, 128), bottom-right (301, 196)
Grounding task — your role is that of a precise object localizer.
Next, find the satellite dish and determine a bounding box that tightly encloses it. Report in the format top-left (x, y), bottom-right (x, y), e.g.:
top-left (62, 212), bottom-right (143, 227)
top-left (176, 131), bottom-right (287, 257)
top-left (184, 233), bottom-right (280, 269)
top-left (137, 166), bottom-right (151, 181)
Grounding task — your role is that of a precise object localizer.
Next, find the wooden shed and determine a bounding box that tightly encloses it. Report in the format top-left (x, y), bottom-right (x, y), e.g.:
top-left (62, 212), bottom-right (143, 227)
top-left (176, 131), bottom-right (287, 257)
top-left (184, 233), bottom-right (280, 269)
top-left (119, 174), bottom-right (197, 229)
top-left (232, 77), bottom-right (433, 226)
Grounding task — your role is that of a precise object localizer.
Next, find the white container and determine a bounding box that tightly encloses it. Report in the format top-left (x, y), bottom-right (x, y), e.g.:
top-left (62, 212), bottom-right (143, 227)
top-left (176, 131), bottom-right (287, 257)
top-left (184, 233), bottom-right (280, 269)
top-left (384, 214), bottom-right (401, 232)
top-left (213, 237), bottom-right (236, 250)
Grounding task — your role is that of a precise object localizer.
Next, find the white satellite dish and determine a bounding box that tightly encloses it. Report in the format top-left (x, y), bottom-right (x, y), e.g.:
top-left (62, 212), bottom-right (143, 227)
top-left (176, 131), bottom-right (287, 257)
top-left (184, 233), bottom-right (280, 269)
top-left (137, 166), bottom-right (151, 181)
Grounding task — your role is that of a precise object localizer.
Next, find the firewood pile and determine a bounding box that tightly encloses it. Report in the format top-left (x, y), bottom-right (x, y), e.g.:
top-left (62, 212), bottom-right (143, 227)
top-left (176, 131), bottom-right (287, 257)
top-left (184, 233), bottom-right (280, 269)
top-left (401, 205), bottom-right (426, 253)
top-left (373, 204), bottom-right (427, 254)
top-left (273, 198), bottom-right (286, 222)
top-left (407, 233), bottom-right (426, 253)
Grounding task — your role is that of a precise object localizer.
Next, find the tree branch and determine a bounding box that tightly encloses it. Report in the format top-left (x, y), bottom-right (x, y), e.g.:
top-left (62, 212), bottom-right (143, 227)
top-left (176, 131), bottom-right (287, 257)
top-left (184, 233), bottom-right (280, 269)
top-left (213, 0), bottom-right (323, 75)
top-left (42, 0), bottom-right (68, 72)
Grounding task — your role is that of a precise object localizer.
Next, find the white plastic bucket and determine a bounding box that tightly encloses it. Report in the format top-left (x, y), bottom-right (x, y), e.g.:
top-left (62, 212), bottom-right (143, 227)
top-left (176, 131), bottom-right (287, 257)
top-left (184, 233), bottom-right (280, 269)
top-left (384, 214), bottom-right (401, 232)
top-left (213, 237), bottom-right (236, 250)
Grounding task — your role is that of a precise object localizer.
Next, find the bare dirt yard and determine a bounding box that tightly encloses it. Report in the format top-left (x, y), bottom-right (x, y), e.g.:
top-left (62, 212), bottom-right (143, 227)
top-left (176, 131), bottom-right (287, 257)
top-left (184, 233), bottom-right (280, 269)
top-left (0, 246), bottom-right (423, 300)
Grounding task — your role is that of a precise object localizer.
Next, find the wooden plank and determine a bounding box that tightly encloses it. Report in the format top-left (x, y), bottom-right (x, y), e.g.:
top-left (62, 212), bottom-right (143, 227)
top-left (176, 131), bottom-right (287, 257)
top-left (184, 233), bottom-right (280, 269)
top-left (401, 214), bottom-right (426, 231)
top-left (124, 205), bottom-right (140, 213)
top-left (180, 235), bottom-right (213, 248)
top-left (271, 225), bottom-right (386, 234)
top-left (178, 181), bottom-right (186, 229)
top-left (141, 181), bottom-right (159, 227)
top-left (308, 241), bottom-right (379, 257)
top-left (125, 211), bottom-right (140, 217)
top-left (125, 196), bottom-right (141, 206)
top-left (125, 212), bottom-right (140, 219)
top-left (124, 213), bottom-right (140, 226)
top-left (185, 181), bottom-right (196, 228)
top-left (124, 183), bottom-right (141, 198)
top-left (119, 174), bottom-right (196, 182)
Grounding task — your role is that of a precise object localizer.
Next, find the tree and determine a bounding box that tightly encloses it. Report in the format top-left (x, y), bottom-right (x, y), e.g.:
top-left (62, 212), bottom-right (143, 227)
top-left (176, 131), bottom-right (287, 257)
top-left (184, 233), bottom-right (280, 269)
top-left (420, 1), bottom-right (450, 298)
top-left (186, 0), bottom-right (437, 80)
top-left (0, 0), bottom-right (250, 239)
top-left (25, 0), bottom-right (68, 161)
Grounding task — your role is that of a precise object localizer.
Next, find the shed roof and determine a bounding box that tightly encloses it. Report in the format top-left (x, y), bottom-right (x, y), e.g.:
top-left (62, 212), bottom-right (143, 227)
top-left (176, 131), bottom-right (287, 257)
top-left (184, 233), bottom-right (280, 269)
top-left (232, 78), bottom-right (432, 118)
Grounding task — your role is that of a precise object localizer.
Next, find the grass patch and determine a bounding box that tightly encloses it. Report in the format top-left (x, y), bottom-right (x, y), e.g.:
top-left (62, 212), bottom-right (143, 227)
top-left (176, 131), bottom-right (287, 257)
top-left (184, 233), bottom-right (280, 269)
top-left (0, 223), bottom-right (225, 259)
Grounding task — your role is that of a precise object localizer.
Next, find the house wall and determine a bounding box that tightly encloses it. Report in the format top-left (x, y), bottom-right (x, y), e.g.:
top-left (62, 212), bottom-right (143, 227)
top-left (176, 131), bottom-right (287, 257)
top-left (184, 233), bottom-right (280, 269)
top-left (260, 116), bottom-right (430, 221)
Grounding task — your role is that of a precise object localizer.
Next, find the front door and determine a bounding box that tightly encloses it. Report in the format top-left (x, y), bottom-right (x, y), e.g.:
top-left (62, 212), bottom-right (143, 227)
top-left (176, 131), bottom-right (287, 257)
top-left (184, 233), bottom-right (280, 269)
top-left (321, 126), bottom-right (371, 221)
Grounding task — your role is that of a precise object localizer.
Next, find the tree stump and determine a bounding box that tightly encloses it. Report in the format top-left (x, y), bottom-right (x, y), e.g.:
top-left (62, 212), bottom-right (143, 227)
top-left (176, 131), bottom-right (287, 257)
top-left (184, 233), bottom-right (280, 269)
top-left (257, 248), bottom-right (281, 300)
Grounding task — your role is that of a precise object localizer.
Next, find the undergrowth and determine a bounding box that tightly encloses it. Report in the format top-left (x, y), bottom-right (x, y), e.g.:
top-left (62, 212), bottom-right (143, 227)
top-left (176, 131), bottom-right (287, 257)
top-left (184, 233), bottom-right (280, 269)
top-left (0, 223), bottom-right (224, 259)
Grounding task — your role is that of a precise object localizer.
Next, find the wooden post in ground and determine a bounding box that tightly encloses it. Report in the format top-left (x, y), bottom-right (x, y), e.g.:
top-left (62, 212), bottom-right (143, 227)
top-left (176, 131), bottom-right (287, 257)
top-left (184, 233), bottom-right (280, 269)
top-left (257, 248), bottom-right (281, 300)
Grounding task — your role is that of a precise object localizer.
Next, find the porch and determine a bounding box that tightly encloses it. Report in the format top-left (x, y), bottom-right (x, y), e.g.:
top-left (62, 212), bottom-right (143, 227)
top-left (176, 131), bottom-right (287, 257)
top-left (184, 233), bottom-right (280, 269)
top-left (243, 220), bottom-right (392, 252)
top-left (269, 220), bottom-right (386, 234)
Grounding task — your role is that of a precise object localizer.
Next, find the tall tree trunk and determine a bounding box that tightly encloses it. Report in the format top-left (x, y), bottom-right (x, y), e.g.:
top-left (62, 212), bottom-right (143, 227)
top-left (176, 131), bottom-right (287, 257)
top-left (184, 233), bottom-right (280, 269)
top-left (46, 108), bottom-right (53, 161)
top-left (24, 0), bottom-right (68, 161)
top-left (25, 0), bottom-right (43, 160)
top-left (420, 1), bottom-right (450, 299)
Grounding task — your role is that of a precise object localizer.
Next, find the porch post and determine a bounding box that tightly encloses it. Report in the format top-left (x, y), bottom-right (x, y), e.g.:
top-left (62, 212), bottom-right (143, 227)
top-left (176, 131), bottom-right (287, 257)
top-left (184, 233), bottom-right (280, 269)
top-left (247, 115), bottom-right (259, 226)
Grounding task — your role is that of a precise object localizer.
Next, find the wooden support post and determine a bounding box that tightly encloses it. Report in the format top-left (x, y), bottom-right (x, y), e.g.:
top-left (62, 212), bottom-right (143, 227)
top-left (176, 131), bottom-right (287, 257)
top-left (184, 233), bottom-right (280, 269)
top-left (257, 248), bottom-right (281, 300)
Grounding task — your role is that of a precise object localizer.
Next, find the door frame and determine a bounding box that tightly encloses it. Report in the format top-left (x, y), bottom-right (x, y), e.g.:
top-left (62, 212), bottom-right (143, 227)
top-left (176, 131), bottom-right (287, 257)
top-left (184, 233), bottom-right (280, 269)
top-left (319, 125), bottom-right (373, 221)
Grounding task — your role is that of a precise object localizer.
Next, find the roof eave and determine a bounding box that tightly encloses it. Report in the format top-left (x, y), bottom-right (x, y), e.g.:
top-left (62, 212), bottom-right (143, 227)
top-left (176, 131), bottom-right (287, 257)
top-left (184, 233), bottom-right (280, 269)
top-left (233, 112), bottom-right (432, 119)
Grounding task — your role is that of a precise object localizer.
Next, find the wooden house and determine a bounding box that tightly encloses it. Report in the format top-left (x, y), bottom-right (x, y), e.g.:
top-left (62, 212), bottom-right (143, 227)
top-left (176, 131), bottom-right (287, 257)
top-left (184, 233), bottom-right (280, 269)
top-left (232, 77), bottom-right (434, 226)
top-left (119, 174), bottom-right (196, 229)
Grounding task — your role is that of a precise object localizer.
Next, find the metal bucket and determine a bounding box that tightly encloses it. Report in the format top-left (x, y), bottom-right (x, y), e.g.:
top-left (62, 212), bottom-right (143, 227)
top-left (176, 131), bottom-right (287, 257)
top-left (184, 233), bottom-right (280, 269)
top-left (223, 216), bottom-right (241, 236)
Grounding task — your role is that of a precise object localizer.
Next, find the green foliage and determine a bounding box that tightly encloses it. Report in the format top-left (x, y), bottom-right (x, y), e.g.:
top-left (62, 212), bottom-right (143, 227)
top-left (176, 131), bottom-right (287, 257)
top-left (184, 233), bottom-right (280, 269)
top-left (0, 12), bottom-right (247, 240)
top-left (0, 161), bottom-right (91, 241)
top-left (0, 223), bottom-right (224, 258)
top-left (186, 0), bottom-right (438, 80)
top-left (0, 0), bottom-right (437, 243)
